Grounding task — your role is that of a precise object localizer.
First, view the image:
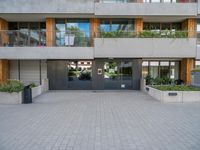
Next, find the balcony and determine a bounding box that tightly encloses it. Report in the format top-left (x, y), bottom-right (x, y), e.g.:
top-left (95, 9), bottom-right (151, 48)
top-left (95, 0), bottom-right (197, 16)
top-left (0, 30), bottom-right (93, 59)
top-left (94, 31), bottom-right (197, 58)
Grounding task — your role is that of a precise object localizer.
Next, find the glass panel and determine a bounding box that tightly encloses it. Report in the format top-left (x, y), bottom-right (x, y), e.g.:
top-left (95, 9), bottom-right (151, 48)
top-left (66, 19), bottom-right (90, 47)
top-left (160, 61), bottom-right (170, 78)
top-left (170, 62), bottom-right (179, 80)
top-left (120, 61), bottom-right (132, 89)
top-left (30, 23), bottom-right (39, 46)
top-left (56, 19), bottom-right (65, 46)
top-left (40, 22), bottom-right (46, 46)
top-left (104, 61), bottom-right (120, 89)
top-left (195, 61), bottom-right (200, 69)
top-left (111, 19), bottom-right (134, 32)
top-left (151, 0), bottom-right (161, 2)
top-left (149, 61), bottom-right (159, 78)
top-left (142, 61), bottom-right (149, 78)
top-left (19, 23), bottom-right (29, 46)
top-left (100, 20), bottom-right (110, 32)
top-left (9, 22), bottom-right (18, 30)
top-left (68, 61), bottom-right (92, 89)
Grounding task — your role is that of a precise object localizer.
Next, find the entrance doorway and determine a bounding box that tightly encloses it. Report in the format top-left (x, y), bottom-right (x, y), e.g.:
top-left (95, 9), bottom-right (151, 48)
top-left (104, 60), bottom-right (133, 89)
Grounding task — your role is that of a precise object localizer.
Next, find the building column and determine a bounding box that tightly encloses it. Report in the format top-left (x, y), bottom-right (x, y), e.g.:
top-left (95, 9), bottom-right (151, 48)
top-left (0, 18), bottom-right (9, 83)
top-left (0, 60), bottom-right (9, 83)
top-left (182, 18), bottom-right (196, 38)
top-left (180, 58), bottom-right (195, 85)
top-left (46, 18), bottom-right (55, 47)
top-left (0, 18), bottom-right (8, 46)
top-left (135, 18), bottom-right (143, 35)
top-left (90, 18), bottom-right (99, 47)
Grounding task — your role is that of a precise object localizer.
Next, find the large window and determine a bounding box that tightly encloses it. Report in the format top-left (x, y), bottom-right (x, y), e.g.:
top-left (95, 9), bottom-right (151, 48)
top-left (197, 20), bottom-right (200, 43)
top-left (142, 60), bottom-right (180, 80)
top-left (55, 19), bottom-right (90, 47)
top-left (196, 61), bottom-right (200, 69)
top-left (144, 22), bottom-right (182, 31)
top-left (100, 19), bottom-right (134, 32)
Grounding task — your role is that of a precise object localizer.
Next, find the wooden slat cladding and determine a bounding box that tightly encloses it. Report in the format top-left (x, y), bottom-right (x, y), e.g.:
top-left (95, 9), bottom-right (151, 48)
top-left (135, 18), bottom-right (143, 34)
top-left (0, 60), bottom-right (9, 83)
top-left (182, 18), bottom-right (196, 38)
top-left (46, 18), bottom-right (55, 47)
top-left (181, 58), bottom-right (195, 85)
top-left (90, 18), bottom-right (99, 46)
top-left (0, 18), bottom-right (9, 83)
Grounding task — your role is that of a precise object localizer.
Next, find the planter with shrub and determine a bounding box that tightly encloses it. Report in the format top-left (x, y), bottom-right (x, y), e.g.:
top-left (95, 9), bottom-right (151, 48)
top-left (0, 80), bottom-right (24, 104)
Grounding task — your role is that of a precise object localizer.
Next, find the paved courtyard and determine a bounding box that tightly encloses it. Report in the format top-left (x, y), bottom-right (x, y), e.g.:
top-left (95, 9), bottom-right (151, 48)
top-left (0, 91), bottom-right (200, 150)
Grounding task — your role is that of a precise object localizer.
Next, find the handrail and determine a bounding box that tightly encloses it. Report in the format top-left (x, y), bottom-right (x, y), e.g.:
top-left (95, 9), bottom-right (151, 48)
top-left (95, 0), bottom-right (197, 3)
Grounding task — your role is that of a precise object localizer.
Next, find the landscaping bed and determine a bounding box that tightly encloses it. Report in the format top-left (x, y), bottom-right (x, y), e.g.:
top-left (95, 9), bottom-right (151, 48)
top-left (146, 85), bottom-right (200, 103)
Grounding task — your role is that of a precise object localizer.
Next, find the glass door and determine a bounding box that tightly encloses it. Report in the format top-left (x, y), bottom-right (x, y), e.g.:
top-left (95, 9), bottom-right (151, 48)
top-left (104, 60), bottom-right (133, 89)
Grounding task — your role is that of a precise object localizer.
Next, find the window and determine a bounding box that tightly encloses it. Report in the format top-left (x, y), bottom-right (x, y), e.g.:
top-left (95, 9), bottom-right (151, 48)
top-left (144, 22), bottom-right (182, 31)
top-left (196, 61), bottom-right (200, 69)
top-left (55, 19), bottom-right (90, 47)
top-left (100, 19), bottom-right (134, 32)
top-left (142, 60), bottom-right (180, 80)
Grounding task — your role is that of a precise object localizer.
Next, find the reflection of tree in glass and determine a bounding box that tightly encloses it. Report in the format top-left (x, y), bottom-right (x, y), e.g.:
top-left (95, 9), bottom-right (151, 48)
top-left (66, 27), bottom-right (88, 46)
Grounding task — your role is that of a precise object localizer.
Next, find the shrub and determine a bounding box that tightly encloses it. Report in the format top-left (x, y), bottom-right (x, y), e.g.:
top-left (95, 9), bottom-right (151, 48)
top-left (29, 82), bottom-right (37, 88)
top-left (0, 80), bottom-right (24, 93)
top-left (153, 85), bottom-right (200, 91)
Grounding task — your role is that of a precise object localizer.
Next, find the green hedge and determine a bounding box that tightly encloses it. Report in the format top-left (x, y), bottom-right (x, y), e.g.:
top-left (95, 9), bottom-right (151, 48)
top-left (0, 80), bottom-right (24, 93)
top-left (153, 85), bottom-right (200, 91)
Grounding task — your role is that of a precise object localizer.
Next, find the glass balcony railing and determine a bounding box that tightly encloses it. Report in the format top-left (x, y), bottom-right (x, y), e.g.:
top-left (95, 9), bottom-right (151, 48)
top-left (0, 30), bottom-right (197, 47)
top-left (0, 30), bottom-right (46, 47)
top-left (0, 30), bottom-right (91, 47)
top-left (95, 0), bottom-right (197, 3)
top-left (96, 30), bottom-right (194, 38)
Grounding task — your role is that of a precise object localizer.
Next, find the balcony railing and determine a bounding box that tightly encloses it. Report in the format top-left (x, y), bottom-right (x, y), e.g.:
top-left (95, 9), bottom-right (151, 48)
top-left (0, 30), bottom-right (46, 47)
top-left (0, 30), bottom-right (91, 47)
top-left (95, 0), bottom-right (197, 3)
top-left (0, 30), bottom-right (197, 47)
top-left (96, 30), bottom-right (194, 38)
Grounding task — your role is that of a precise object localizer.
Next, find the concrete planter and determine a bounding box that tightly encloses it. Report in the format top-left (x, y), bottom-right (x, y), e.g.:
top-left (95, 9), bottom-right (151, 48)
top-left (0, 92), bottom-right (23, 104)
top-left (32, 85), bottom-right (42, 99)
top-left (146, 86), bottom-right (200, 103)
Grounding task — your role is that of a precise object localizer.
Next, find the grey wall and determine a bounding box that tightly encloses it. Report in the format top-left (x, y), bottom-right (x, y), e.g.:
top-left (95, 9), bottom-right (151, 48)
top-left (0, 0), bottom-right (94, 14)
top-left (95, 3), bottom-right (197, 16)
top-left (0, 47), bottom-right (94, 59)
top-left (94, 38), bottom-right (197, 58)
top-left (197, 45), bottom-right (200, 60)
top-left (10, 60), bottom-right (47, 85)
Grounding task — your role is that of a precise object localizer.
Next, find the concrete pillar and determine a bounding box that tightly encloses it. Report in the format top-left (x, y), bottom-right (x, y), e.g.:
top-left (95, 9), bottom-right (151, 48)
top-left (181, 58), bottom-right (195, 85)
top-left (46, 18), bottom-right (55, 47)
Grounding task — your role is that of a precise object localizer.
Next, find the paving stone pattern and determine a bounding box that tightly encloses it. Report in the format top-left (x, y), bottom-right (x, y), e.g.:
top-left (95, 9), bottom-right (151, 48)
top-left (0, 91), bottom-right (200, 150)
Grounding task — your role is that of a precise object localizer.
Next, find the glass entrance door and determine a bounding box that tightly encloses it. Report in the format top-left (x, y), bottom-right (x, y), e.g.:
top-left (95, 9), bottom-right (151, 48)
top-left (104, 60), bottom-right (133, 89)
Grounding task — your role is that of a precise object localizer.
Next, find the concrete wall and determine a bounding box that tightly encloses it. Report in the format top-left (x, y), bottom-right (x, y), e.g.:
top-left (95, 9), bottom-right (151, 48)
top-left (0, 0), bottom-right (94, 14)
top-left (95, 3), bottom-right (197, 16)
top-left (10, 60), bottom-right (47, 85)
top-left (0, 47), bottom-right (94, 59)
top-left (94, 38), bottom-right (197, 58)
top-left (197, 45), bottom-right (200, 60)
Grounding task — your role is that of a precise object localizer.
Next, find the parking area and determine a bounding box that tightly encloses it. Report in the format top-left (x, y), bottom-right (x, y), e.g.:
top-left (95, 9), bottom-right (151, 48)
top-left (0, 91), bottom-right (200, 150)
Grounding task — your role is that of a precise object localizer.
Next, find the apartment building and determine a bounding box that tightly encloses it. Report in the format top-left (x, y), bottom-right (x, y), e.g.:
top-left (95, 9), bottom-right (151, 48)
top-left (0, 0), bottom-right (199, 90)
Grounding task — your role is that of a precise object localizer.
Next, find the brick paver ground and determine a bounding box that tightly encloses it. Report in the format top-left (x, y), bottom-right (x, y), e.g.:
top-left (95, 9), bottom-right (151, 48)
top-left (0, 91), bottom-right (200, 150)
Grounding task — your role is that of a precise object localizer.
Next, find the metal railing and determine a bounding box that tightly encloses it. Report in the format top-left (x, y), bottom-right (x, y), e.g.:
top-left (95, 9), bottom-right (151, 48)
top-left (95, 0), bottom-right (197, 3)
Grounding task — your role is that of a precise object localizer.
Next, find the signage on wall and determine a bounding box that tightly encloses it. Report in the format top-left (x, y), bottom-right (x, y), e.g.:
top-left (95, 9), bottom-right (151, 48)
top-left (98, 69), bottom-right (102, 75)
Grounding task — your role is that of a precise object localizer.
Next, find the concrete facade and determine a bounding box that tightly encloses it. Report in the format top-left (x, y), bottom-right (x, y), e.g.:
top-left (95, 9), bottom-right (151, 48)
top-left (94, 38), bottom-right (197, 58)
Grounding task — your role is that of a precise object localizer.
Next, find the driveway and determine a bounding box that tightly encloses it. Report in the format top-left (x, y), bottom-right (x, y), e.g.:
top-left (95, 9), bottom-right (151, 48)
top-left (0, 91), bottom-right (200, 150)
